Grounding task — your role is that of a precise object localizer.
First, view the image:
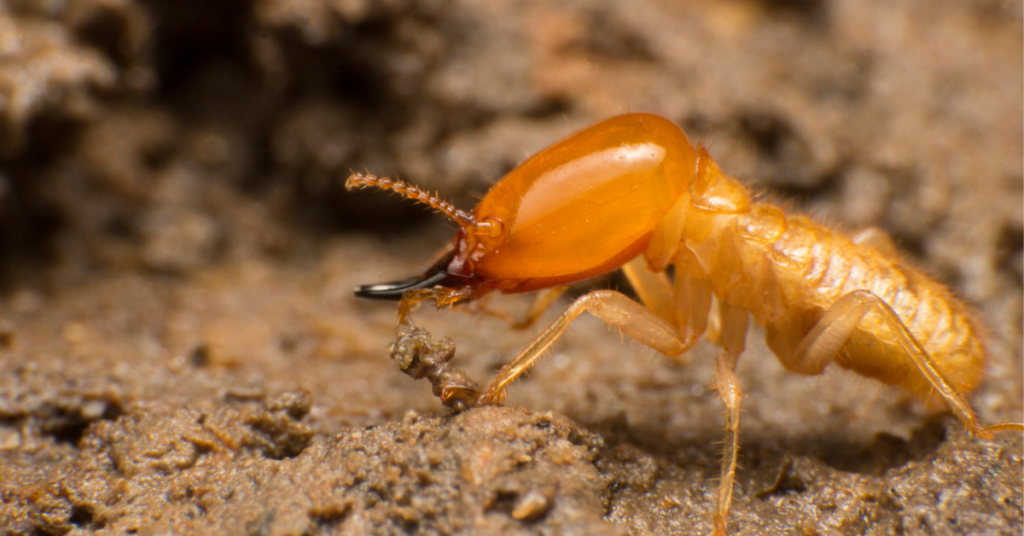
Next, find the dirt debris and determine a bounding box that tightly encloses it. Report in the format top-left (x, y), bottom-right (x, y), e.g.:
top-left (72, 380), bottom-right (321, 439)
top-left (4, 393), bottom-right (623, 535)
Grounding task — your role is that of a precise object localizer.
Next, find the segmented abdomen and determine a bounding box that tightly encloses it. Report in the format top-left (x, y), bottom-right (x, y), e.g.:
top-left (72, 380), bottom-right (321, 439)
top-left (732, 211), bottom-right (985, 399)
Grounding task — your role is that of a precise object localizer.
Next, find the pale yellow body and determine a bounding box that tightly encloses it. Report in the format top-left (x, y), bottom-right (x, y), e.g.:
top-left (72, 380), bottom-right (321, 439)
top-left (348, 114), bottom-right (1018, 536)
top-left (474, 139), bottom-right (1002, 536)
top-left (684, 202), bottom-right (985, 401)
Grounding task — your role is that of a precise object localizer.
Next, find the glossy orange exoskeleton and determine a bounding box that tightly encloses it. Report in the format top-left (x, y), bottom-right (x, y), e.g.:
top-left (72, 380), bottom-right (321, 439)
top-left (346, 113), bottom-right (1022, 535)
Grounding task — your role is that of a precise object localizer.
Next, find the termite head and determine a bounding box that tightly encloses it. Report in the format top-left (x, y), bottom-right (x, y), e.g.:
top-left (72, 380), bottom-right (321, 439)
top-left (345, 173), bottom-right (504, 304)
top-left (348, 113), bottom-right (699, 305)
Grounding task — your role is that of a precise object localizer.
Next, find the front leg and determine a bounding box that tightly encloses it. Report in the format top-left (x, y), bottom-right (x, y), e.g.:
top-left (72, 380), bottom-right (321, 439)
top-left (480, 246), bottom-right (717, 405)
top-left (398, 286), bottom-right (475, 322)
top-left (477, 290), bottom-right (696, 405)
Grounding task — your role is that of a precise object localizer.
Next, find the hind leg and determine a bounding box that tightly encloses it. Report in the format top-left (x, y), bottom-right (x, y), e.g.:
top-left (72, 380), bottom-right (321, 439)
top-left (768, 290), bottom-right (988, 434)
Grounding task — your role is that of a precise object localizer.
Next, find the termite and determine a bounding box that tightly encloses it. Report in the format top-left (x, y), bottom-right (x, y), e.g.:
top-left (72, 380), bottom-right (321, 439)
top-left (346, 113), bottom-right (1023, 535)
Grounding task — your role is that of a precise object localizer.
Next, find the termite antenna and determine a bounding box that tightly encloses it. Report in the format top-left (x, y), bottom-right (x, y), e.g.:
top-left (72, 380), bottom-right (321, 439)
top-left (346, 173), bottom-right (476, 229)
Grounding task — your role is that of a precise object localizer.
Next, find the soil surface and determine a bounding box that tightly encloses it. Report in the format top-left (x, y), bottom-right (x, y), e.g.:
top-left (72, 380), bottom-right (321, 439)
top-left (0, 0), bottom-right (1021, 535)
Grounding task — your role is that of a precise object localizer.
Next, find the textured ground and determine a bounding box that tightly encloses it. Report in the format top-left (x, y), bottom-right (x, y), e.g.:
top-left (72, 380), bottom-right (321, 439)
top-left (0, 0), bottom-right (1021, 535)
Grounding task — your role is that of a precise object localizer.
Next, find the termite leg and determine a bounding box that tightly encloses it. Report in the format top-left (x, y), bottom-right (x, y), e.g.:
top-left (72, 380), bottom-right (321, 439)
top-left (983, 422), bottom-right (1024, 433)
top-left (398, 290), bottom-right (435, 323)
top-left (466, 287), bottom-right (568, 330)
top-left (479, 244), bottom-right (717, 404)
top-left (622, 256), bottom-right (675, 324)
top-left (621, 246), bottom-right (713, 365)
top-left (476, 290), bottom-right (696, 405)
top-left (671, 247), bottom-right (714, 347)
top-left (711, 301), bottom-right (749, 536)
top-left (786, 290), bottom-right (983, 435)
top-left (466, 293), bottom-right (517, 324)
top-left (398, 287), bottom-right (475, 323)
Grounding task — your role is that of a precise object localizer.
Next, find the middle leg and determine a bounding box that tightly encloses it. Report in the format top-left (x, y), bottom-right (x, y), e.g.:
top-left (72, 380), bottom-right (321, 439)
top-left (711, 301), bottom-right (749, 536)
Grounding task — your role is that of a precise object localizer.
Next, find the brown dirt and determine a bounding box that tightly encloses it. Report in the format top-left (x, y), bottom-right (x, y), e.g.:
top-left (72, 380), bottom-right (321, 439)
top-left (0, 0), bottom-right (1021, 535)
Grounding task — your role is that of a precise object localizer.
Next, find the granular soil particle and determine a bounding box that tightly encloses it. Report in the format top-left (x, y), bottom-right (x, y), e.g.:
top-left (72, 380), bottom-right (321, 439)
top-left (0, 0), bottom-right (1021, 535)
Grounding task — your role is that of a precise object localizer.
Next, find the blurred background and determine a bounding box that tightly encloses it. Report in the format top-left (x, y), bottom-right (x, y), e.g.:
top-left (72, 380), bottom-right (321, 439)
top-left (1, 0), bottom-right (1020, 296)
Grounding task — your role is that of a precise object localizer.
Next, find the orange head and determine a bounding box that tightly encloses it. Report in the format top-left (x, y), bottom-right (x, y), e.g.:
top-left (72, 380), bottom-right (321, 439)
top-left (348, 113), bottom-right (698, 304)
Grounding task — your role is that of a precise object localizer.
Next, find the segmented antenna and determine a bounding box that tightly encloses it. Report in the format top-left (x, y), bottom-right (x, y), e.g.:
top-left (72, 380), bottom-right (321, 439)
top-left (346, 173), bottom-right (476, 228)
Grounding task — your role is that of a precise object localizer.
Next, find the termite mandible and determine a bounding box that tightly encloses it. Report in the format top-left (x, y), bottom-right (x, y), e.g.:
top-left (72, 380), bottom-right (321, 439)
top-left (346, 113), bottom-right (1023, 535)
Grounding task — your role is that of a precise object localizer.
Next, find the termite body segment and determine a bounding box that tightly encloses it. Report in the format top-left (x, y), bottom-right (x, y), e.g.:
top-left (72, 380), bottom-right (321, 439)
top-left (346, 113), bottom-right (1022, 536)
